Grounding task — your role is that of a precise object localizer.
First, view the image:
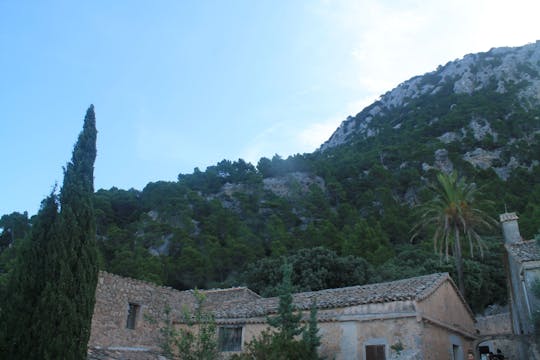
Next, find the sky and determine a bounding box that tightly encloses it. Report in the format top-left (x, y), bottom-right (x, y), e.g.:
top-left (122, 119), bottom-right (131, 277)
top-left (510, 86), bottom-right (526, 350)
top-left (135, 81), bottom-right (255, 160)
top-left (1, 0), bottom-right (540, 217)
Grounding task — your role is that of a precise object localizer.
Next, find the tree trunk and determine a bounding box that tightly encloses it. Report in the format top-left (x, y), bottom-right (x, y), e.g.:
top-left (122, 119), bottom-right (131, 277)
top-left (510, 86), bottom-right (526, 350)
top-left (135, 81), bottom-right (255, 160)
top-left (454, 229), bottom-right (466, 298)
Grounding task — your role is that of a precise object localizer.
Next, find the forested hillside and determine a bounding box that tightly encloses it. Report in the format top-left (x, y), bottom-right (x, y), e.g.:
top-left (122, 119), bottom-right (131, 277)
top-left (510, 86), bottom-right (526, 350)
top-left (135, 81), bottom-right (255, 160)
top-left (2, 42), bottom-right (540, 313)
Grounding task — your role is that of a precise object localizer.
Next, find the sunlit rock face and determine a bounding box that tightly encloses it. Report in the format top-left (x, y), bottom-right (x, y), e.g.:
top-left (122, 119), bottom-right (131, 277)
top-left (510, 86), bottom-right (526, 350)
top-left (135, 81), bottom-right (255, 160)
top-left (318, 41), bottom-right (540, 182)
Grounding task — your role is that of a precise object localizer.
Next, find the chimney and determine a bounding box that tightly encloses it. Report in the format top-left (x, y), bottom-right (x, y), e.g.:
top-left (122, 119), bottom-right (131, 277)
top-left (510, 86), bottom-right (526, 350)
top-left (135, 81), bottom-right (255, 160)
top-left (499, 212), bottom-right (522, 244)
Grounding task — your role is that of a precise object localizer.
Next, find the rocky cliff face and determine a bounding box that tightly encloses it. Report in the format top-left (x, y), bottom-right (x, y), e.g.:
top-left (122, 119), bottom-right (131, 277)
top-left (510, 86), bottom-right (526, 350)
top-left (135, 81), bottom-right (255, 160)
top-left (320, 41), bottom-right (540, 180)
top-left (322, 41), bottom-right (540, 150)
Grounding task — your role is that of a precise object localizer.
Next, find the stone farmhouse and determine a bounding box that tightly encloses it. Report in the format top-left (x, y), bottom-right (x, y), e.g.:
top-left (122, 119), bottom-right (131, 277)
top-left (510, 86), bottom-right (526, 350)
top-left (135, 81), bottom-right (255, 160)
top-left (88, 272), bottom-right (477, 360)
top-left (88, 212), bottom-right (540, 359)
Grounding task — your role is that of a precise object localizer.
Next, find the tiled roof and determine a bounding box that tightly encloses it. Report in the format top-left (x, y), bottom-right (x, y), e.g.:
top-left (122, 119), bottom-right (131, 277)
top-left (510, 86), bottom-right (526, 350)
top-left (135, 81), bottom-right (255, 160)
top-left (506, 240), bottom-right (540, 263)
top-left (499, 212), bottom-right (519, 223)
top-left (199, 287), bottom-right (262, 312)
top-left (201, 286), bottom-right (261, 300)
top-left (212, 273), bottom-right (450, 319)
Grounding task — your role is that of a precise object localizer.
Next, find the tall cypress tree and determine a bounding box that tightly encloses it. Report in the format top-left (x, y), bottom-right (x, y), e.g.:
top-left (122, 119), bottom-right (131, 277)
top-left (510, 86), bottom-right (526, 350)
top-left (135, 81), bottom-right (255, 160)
top-left (267, 262), bottom-right (303, 339)
top-left (0, 105), bottom-right (98, 359)
top-left (0, 194), bottom-right (59, 358)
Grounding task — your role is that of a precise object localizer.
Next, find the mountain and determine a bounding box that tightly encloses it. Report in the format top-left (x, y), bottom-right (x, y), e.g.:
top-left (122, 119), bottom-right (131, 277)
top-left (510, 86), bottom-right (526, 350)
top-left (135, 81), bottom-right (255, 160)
top-left (321, 41), bottom-right (540, 180)
top-left (2, 42), bottom-right (540, 313)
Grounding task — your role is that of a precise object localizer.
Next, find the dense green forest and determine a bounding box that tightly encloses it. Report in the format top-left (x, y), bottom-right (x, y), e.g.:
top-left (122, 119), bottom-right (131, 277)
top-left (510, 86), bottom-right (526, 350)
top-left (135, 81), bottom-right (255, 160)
top-left (3, 149), bottom-right (538, 313)
top-left (2, 45), bottom-right (540, 314)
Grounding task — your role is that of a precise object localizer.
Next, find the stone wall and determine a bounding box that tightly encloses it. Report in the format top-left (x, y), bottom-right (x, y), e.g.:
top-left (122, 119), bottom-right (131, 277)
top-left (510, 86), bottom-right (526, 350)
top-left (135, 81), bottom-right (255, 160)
top-left (87, 347), bottom-right (164, 360)
top-left (216, 300), bottom-right (423, 360)
top-left (416, 281), bottom-right (476, 360)
top-left (89, 271), bottom-right (196, 352)
top-left (507, 253), bottom-right (534, 334)
top-left (417, 281), bottom-right (476, 335)
top-left (231, 312), bottom-right (423, 360)
top-left (475, 313), bottom-right (530, 360)
top-left (314, 303), bottom-right (420, 360)
top-left (89, 272), bottom-right (265, 359)
top-left (476, 313), bottom-right (512, 335)
top-left (421, 322), bottom-right (473, 360)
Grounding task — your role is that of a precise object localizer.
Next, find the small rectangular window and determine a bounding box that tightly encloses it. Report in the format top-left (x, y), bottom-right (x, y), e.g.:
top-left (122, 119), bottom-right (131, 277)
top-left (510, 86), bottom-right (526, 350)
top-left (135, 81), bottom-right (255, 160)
top-left (452, 344), bottom-right (461, 360)
top-left (479, 345), bottom-right (490, 355)
top-left (218, 326), bottom-right (242, 352)
top-left (366, 344), bottom-right (386, 360)
top-left (126, 303), bottom-right (140, 329)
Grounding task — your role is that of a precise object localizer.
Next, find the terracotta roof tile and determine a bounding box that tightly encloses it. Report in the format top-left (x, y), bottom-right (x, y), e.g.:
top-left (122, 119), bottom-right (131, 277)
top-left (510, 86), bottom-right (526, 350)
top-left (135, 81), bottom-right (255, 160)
top-left (506, 240), bottom-right (540, 263)
top-left (211, 273), bottom-right (449, 319)
top-left (499, 212), bottom-right (519, 222)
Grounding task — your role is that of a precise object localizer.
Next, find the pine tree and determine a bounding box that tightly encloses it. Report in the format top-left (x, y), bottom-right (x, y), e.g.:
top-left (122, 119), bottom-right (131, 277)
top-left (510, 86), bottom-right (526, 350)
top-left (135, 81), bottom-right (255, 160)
top-left (233, 263), bottom-right (322, 360)
top-left (0, 105), bottom-right (98, 359)
top-left (302, 299), bottom-right (321, 356)
top-left (267, 262), bottom-right (303, 340)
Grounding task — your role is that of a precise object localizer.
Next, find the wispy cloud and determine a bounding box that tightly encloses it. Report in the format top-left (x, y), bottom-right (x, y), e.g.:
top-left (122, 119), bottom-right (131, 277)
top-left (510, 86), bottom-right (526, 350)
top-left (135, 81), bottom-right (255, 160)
top-left (241, 96), bottom-right (377, 166)
top-left (297, 117), bottom-right (343, 150)
top-left (263, 0), bottom-right (540, 164)
top-left (143, 0), bottom-right (540, 168)
top-left (240, 123), bottom-right (289, 164)
top-left (311, 0), bottom-right (540, 98)
top-left (296, 96), bottom-right (377, 150)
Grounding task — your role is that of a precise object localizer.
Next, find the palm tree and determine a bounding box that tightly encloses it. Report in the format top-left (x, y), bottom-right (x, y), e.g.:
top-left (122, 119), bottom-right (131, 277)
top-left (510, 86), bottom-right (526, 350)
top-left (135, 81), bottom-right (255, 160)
top-left (412, 171), bottom-right (496, 298)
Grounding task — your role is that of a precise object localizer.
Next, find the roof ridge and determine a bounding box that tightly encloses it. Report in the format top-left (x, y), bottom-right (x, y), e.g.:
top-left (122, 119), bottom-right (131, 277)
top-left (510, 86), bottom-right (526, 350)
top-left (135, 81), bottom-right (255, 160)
top-left (287, 272), bottom-right (448, 299)
top-left (212, 273), bottom-right (456, 319)
top-left (415, 272), bottom-right (476, 321)
top-left (414, 272), bottom-right (449, 301)
top-left (201, 287), bottom-right (249, 293)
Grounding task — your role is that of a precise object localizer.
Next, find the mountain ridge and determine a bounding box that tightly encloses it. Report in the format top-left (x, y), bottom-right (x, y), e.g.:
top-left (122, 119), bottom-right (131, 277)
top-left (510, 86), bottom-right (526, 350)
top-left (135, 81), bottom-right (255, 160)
top-left (321, 41), bottom-right (540, 154)
top-left (315, 41), bottom-right (540, 195)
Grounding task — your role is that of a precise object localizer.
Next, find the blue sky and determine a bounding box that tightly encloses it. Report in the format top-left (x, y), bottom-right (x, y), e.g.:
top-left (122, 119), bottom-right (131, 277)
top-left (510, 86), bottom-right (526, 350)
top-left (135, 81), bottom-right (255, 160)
top-left (2, 0), bottom-right (540, 217)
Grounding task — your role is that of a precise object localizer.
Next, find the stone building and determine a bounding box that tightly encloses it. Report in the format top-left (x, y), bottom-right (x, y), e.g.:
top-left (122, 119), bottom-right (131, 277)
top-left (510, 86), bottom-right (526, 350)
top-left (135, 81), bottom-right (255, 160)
top-left (88, 272), bottom-right (477, 359)
top-left (88, 272), bottom-right (260, 359)
top-left (474, 212), bottom-right (540, 359)
top-left (472, 212), bottom-right (540, 359)
top-left (500, 212), bottom-right (540, 335)
top-left (88, 212), bottom-right (540, 359)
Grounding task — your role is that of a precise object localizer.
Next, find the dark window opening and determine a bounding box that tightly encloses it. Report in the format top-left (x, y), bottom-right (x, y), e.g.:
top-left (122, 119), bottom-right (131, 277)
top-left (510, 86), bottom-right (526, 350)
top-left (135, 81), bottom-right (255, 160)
top-left (366, 344), bottom-right (386, 360)
top-left (479, 346), bottom-right (490, 355)
top-left (218, 327), bottom-right (242, 352)
top-left (452, 344), bottom-right (461, 360)
top-left (126, 303), bottom-right (140, 329)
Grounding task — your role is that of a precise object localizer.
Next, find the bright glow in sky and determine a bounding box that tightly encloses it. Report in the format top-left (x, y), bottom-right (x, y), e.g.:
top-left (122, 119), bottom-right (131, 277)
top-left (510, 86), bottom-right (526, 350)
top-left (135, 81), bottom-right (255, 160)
top-left (1, 0), bottom-right (540, 216)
